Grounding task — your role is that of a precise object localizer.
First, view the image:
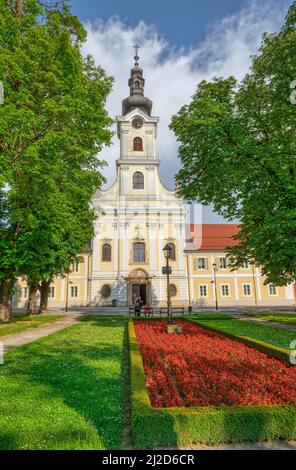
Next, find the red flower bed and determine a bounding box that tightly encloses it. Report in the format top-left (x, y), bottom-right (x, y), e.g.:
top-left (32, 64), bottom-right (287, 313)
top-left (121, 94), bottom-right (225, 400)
top-left (134, 320), bottom-right (296, 408)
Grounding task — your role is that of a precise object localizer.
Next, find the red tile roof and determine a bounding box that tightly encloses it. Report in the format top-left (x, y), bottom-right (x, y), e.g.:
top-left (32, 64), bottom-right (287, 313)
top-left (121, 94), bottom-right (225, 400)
top-left (186, 224), bottom-right (240, 251)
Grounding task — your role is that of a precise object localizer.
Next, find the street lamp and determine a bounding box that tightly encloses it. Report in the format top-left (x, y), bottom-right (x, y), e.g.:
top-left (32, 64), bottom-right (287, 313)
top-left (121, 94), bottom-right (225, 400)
top-left (212, 262), bottom-right (219, 311)
top-left (65, 273), bottom-right (72, 313)
top-left (163, 244), bottom-right (173, 325)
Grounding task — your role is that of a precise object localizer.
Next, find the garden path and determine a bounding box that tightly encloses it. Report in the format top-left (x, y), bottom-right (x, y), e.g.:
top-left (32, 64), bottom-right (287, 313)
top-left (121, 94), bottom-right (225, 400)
top-left (1, 314), bottom-right (83, 353)
top-left (232, 314), bottom-right (296, 331)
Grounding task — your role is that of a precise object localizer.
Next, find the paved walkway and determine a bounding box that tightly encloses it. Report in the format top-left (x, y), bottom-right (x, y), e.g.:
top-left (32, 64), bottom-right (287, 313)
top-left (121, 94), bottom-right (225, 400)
top-left (232, 314), bottom-right (296, 331)
top-left (2, 314), bottom-right (83, 353)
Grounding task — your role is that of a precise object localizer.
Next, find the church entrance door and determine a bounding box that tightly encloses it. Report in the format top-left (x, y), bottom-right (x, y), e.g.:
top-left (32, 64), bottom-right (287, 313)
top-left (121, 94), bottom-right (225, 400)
top-left (128, 269), bottom-right (150, 306)
top-left (132, 284), bottom-right (147, 305)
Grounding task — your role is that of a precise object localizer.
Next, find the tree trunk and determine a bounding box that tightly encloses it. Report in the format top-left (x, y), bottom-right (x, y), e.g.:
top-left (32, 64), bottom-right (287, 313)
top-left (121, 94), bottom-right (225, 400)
top-left (0, 279), bottom-right (13, 322)
top-left (15, 0), bottom-right (24, 18)
top-left (26, 282), bottom-right (38, 315)
top-left (38, 279), bottom-right (51, 314)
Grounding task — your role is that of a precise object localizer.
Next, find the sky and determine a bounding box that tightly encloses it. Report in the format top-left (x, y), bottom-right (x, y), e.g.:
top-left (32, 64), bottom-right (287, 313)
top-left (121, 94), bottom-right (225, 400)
top-left (70, 0), bottom-right (291, 222)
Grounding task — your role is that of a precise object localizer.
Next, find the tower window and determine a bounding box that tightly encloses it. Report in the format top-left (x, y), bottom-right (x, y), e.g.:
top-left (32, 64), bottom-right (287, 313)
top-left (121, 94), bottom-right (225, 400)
top-left (102, 243), bottom-right (112, 262)
top-left (133, 137), bottom-right (143, 151)
top-left (133, 242), bottom-right (145, 263)
top-left (133, 171), bottom-right (144, 189)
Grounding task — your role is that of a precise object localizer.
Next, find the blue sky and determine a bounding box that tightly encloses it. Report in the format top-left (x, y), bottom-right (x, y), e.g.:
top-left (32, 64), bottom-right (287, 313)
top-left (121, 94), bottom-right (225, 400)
top-left (71, 0), bottom-right (250, 48)
top-left (70, 0), bottom-right (290, 223)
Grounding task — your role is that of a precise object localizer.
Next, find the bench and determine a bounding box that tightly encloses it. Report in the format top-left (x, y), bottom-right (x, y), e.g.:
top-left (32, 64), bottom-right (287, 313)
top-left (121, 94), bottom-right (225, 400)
top-left (159, 306), bottom-right (185, 316)
top-left (129, 306), bottom-right (154, 317)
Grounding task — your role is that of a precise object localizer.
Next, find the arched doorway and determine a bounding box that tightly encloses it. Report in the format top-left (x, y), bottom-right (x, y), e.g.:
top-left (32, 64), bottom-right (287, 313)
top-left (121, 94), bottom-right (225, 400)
top-left (128, 269), bottom-right (150, 305)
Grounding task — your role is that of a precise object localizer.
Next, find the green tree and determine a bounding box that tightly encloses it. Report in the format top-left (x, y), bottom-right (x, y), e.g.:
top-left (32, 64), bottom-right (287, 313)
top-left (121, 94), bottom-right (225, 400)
top-left (0, 0), bottom-right (113, 319)
top-left (170, 2), bottom-right (296, 286)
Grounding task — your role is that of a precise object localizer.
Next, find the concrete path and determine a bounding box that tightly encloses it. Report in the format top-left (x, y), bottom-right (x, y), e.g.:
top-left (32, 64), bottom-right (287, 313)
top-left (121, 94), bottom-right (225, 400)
top-left (2, 314), bottom-right (83, 353)
top-left (232, 314), bottom-right (296, 331)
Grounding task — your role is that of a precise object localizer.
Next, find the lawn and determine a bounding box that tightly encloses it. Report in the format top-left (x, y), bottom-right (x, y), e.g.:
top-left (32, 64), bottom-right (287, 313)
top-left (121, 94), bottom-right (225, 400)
top-left (0, 316), bottom-right (128, 450)
top-left (245, 313), bottom-right (296, 325)
top-left (0, 314), bottom-right (63, 337)
top-left (188, 315), bottom-right (296, 350)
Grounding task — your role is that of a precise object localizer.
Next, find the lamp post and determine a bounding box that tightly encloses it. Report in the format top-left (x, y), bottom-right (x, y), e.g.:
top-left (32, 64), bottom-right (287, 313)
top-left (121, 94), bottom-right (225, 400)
top-left (212, 262), bottom-right (219, 311)
top-left (65, 273), bottom-right (72, 313)
top-left (163, 244), bottom-right (173, 325)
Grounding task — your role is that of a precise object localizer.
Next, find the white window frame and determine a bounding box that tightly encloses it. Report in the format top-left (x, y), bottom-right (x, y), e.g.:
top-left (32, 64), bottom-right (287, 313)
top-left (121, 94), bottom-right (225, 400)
top-left (243, 284), bottom-right (252, 297)
top-left (221, 284), bottom-right (231, 297)
top-left (70, 285), bottom-right (79, 298)
top-left (72, 261), bottom-right (80, 273)
top-left (23, 287), bottom-right (28, 299)
top-left (268, 284), bottom-right (278, 296)
top-left (48, 286), bottom-right (56, 299)
top-left (195, 257), bottom-right (208, 270)
top-left (218, 257), bottom-right (228, 270)
top-left (241, 261), bottom-right (249, 270)
top-left (199, 284), bottom-right (208, 298)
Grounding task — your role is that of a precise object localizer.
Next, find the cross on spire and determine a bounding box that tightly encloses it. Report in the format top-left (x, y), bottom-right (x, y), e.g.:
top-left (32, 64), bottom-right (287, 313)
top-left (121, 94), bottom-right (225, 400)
top-left (133, 43), bottom-right (140, 66)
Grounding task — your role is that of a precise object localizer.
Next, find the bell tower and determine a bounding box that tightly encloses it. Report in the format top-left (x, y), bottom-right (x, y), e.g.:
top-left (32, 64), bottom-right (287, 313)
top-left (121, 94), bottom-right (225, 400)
top-left (116, 47), bottom-right (159, 196)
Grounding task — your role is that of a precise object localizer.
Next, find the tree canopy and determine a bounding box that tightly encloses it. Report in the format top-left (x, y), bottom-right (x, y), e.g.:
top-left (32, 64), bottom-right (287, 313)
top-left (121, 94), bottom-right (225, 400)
top-left (0, 0), bottom-right (113, 319)
top-left (170, 2), bottom-right (296, 286)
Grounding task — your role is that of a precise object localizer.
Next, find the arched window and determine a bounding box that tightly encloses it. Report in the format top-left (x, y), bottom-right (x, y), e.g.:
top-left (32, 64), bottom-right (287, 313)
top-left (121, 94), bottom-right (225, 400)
top-left (133, 137), bottom-right (143, 151)
top-left (133, 242), bottom-right (145, 263)
top-left (167, 243), bottom-right (176, 261)
top-left (102, 243), bottom-right (111, 262)
top-left (133, 171), bottom-right (144, 189)
top-left (102, 284), bottom-right (111, 298)
top-left (169, 284), bottom-right (177, 297)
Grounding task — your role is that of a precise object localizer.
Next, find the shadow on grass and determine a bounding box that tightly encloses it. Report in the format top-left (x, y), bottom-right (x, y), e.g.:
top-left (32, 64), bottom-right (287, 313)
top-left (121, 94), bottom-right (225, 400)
top-left (0, 319), bottom-right (129, 450)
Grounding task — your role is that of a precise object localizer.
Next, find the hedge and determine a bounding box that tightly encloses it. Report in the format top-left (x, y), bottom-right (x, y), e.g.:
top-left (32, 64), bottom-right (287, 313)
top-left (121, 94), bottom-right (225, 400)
top-left (187, 318), bottom-right (293, 364)
top-left (129, 320), bottom-right (296, 449)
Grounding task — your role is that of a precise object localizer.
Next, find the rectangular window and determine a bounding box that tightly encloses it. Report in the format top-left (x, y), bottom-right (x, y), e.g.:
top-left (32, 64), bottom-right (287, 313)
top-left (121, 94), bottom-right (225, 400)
top-left (243, 284), bottom-right (251, 296)
top-left (199, 285), bottom-right (208, 297)
top-left (23, 287), bottom-right (28, 299)
top-left (219, 257), bottom-right (228, 269)
top-left (133, 242), bottom-right (145, 263)
top-left (48, 286), bottom-right (55, 299)
top-left (195, 257), bottom-right (208, 270)
top-left (221, 284), bottom-right (230, 296)
top-left (268, 284), bottom-right (277, 296)
top-left (71, 285), bottom-right (79, 298)
top-left (241, 261), bottom-right (249, 269)
top-left (72, 261), bottom-right (79, 272)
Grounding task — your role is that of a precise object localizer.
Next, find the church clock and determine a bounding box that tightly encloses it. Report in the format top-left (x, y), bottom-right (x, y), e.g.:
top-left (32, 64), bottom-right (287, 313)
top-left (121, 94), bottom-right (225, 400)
top-left (132, 116), bottom-right (144, 129)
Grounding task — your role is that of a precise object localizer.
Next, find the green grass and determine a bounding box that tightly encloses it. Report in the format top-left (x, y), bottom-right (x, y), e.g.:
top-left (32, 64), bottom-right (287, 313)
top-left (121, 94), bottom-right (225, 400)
top-left (0, 315), bottom-right (63, 337)
top-left (188, 315), bottom-right (296, 350)
top-left (245, 313), bottom-right (296, 325)
top-left (185, 313), bottom-right (234, 320)
top-left (0, 316), bottom-right (128, 450)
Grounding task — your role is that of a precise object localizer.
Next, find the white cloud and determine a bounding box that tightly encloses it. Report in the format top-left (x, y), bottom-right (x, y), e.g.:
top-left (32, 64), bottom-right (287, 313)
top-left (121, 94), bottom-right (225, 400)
top-left (81, 0), bottom-right (290, 221)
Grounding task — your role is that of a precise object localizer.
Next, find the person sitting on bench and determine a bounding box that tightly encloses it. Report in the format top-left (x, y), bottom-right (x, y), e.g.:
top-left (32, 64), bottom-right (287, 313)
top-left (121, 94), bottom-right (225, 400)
top-left (134, 296), bottom-right (143, 317)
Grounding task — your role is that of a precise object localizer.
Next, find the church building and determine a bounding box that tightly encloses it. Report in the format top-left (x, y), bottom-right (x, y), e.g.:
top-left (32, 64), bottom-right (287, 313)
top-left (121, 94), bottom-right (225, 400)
top-left (14, 54), bottom-right (295, 310)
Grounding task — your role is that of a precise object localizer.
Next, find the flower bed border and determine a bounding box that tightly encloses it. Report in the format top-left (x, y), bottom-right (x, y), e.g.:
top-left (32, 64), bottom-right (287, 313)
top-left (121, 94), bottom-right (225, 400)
top-left (129, 319), bottom-right (296, 449)
top-left (186, 317), bottom-right (293, 364)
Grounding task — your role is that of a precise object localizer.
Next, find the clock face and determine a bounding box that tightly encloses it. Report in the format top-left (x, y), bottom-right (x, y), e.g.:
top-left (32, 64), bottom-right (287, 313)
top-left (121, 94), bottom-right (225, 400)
top-left (132, 117), bottom-right (144, 129)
